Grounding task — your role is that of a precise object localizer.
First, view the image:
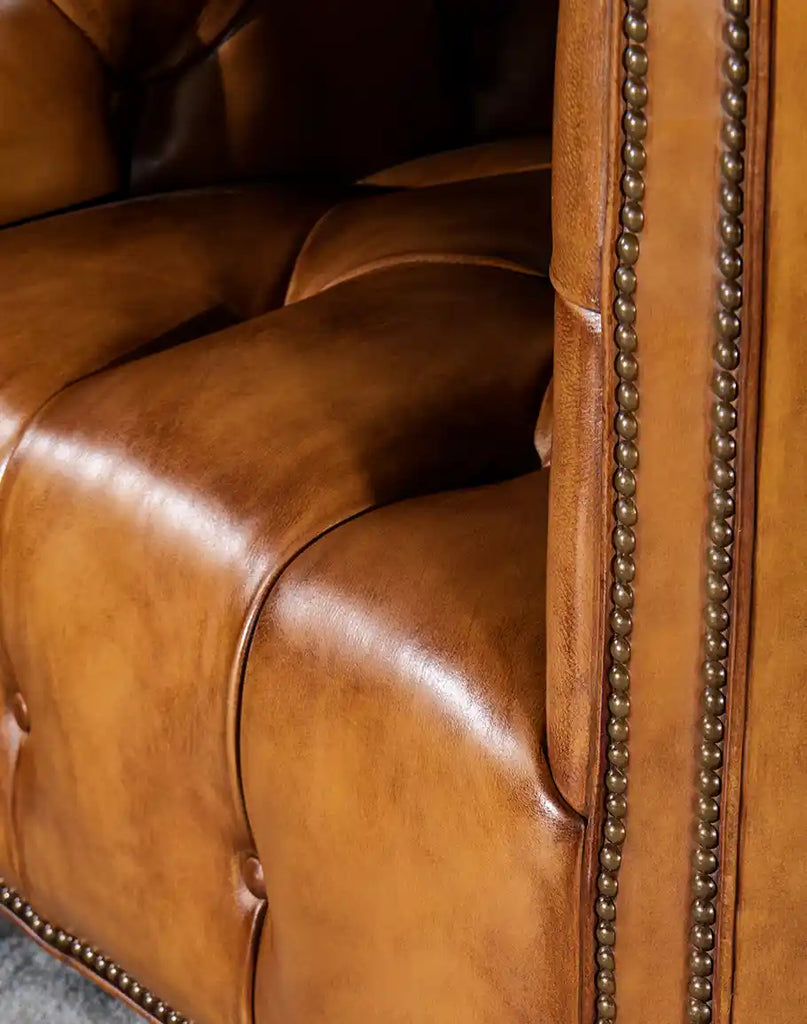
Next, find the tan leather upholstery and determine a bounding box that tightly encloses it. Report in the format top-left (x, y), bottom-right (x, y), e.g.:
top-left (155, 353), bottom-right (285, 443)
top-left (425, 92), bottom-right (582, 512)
top-left (0, 0), bottom-right (117, 227)
top-left (546, 4), bottom-right (787, 1024)
top-left (550, 0), bottom-right (610, 312)
top-left (0, 269), bottom-right (550, 1020)
top-left (0, 186), bottom-right (334, 466)
top-left (242, 472), bottom-right (582, 1024)
top-left (287, 167), bottom-right (552, 303)
top-left (545, 295), bottom-right (604, 816)
top-left (0, 183), bottom-right (333, 886)
top-left (0, 139), bottom-right (555, 1022)
top-left (544, 0), bottom-right (612, 817)
top-left (360, 136), bottom-right (552, 188)
top-left (605, 8), bottom-right (727, 1022)
top-left (0, 3), bottom-right (800, 1024)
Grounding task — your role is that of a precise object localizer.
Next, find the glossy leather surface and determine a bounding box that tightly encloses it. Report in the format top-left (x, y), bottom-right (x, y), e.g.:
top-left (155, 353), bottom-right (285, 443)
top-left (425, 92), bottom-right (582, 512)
top-left (360, 136), bottom-right (551, 189)
top-left (0, 266), bottom-right (551, 1018)
top-left (0, 2), bottom-right (576, 1020)
top-left (590, 5), bottom-right (727, 1021)
top-left (619, 9), bottom-right (728, 1019)
top-left (0, 182), bottom-right (337, 1017)
top-left (0, 0), bottom-right (117, 226)
top-left (545, 295), bottom-right (604, 816)
top-left (547, 5), bottom-right (784, 1024)
top-left (0, 182), bottom-right (337, 825)
top-left (242, 471), bottom-right (583, 1024)
top-left (0, 184), bottom-right (334, 465)
top-left (550, 0), bottom-right (609, 311)
top-left (0, 131), bottom-right (555, 1019)
top-left (1, 1), bottom-right (798, 1022)
top-left (544, 0), bottom-right (612, 817)
top-left (287, 167), bottom-right (552, 303)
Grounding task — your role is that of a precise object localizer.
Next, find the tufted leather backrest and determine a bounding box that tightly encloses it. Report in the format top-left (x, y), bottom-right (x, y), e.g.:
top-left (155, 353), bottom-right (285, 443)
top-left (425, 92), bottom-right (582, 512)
top-left (0, 0), bottom-right (557, 225)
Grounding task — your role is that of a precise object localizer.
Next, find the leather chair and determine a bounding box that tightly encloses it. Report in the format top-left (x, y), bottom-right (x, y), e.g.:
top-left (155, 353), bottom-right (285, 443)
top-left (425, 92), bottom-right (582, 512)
top-left (0, 2), bottom-right (801, 1024)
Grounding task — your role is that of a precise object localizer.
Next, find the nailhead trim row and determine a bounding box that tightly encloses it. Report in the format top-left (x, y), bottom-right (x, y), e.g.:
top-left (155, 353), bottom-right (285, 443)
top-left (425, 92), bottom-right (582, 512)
top-left (592, 1), bottom-right (648, 1021)
top-left (686, 2), bottom-right (749, 1022)
top-left (0, 879), bottom-right (190, 1024)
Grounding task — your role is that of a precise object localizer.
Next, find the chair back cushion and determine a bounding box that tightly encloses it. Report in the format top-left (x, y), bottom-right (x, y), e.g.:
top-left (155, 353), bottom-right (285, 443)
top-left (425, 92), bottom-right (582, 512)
top-left (0, 0), bottom-right (558, 224)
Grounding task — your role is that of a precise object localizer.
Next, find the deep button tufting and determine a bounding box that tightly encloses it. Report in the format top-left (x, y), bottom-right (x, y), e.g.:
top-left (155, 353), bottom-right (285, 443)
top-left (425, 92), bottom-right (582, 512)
top-left (10, 692), bottom-right (30, 734)
top-left (241, 854), bottom-right (267, 901)
top-left (0, 259), bottom-right (553, 1024)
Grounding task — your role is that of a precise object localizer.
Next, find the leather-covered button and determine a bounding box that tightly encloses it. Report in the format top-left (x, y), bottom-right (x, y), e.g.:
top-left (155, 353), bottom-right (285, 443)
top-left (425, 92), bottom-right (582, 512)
top-left (10, 693), bottom-right (30, 734)
top-left (241, 854), bottom-right (266, 901)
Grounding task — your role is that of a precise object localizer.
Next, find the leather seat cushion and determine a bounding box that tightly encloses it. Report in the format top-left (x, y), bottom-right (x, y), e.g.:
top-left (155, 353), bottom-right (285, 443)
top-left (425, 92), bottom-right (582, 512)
top-left (359, 136), bottom-right (551, 188)
top-left (0, 182), bottom-right (337, 884)
top-left (241, 471), bottom-right (583, 1023)
top-left (0, 262), bottom-right (553, 1023)
top-left (0, 184), bottom-right (335, 474)
top-left (287, 144), bottom-right (551, 303)
top-left (0, 134), bottom-right (555, 1024)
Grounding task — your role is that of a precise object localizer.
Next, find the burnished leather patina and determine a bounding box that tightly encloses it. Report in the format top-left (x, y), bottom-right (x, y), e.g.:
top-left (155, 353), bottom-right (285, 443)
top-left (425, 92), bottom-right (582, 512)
top-left (0, 3), bottom-right (801, 1024)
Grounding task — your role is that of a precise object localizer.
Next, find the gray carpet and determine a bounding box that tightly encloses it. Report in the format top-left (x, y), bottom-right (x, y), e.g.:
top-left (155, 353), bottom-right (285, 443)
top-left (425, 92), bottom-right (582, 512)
top-left (0, 916), bottom-right (138, 1023)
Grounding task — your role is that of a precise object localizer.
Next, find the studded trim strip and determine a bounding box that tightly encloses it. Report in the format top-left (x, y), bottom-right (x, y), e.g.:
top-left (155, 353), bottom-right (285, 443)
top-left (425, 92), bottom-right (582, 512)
top-left (686, 3), bottom-right (750, 1023)
top-left (592, 1), bottom-right (648, 1021)
top-left (0, 879), bottom-right (191, 1024)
